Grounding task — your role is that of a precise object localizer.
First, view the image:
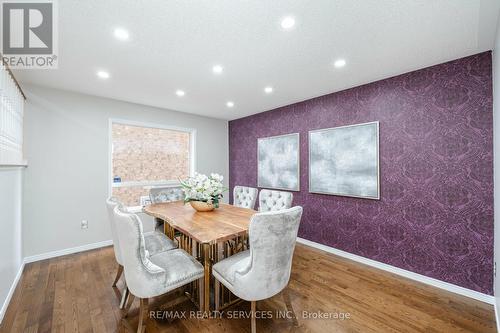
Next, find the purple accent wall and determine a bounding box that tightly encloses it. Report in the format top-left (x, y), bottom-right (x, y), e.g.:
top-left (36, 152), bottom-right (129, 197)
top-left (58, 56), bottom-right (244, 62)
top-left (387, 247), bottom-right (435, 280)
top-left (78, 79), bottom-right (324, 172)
top-left (229, 52), bottom-right (493, 295)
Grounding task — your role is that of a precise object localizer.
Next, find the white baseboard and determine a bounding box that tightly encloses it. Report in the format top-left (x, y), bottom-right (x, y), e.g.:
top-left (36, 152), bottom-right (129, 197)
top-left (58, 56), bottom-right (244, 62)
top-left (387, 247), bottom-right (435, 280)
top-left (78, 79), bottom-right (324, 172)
top-left (0, 260), bottom-right (25, 325)
top-left (297, 237), bottom-right (495, 305)
top-left (494, 299), bottom-right (500, 333)
top-left (23, 239), bottom-right (113, 264)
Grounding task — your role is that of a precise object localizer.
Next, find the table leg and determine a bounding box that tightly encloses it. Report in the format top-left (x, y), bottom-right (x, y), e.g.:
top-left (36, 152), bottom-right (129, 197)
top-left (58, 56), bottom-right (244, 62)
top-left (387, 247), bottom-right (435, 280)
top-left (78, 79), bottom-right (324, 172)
top-left (198, 277), bottom-right (204, 311)
top-left (214, 242), bottom-right (221, 311)
top-left (202, 243), bottom-right (211, 313)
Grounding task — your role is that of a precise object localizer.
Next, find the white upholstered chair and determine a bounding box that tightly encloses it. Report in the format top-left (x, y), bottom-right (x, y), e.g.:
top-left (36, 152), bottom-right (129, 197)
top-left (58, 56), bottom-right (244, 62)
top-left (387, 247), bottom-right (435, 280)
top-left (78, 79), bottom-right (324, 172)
top-left (258, 189), bottom-right (293, 212)
top-left (212, 206), bottom-right (303, 333)
top-left (149, 186), bottom-right (184, 232)
top-left (149, 186), bottom-right (184, 203)
top-left (233, 186), bottom-right (258, 209)
top-left (106, 197), bottom-right (177, 307)
top-left (113, 205), bottom-right (204, 333)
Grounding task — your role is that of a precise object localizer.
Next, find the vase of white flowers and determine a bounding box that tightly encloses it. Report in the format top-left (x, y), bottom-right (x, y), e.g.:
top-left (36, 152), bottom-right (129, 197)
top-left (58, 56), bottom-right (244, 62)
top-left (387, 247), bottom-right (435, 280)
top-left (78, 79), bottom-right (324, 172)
top-left (180, 172), bottom-right (227, 212)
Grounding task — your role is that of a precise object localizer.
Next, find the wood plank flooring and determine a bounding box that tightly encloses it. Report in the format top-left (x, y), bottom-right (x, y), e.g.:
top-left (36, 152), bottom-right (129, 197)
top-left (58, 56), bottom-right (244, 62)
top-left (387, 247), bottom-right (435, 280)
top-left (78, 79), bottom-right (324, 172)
top-left (0, 244), bottom-right (495, 333)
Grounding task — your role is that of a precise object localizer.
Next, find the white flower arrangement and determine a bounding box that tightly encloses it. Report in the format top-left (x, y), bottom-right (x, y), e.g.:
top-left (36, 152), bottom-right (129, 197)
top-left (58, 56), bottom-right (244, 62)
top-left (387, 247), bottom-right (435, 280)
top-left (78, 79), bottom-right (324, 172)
top-left (179, 172), bottom-right (227, 208)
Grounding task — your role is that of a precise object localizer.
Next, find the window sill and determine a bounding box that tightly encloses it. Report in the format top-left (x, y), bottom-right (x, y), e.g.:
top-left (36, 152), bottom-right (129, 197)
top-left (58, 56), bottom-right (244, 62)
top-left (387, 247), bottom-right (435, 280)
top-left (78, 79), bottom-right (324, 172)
top-left (112, 181), bottom-right (181, 188)
top-left (127, 206), bottom-right (144, 214)
top-left (0, 161), bottom-right (28, 168)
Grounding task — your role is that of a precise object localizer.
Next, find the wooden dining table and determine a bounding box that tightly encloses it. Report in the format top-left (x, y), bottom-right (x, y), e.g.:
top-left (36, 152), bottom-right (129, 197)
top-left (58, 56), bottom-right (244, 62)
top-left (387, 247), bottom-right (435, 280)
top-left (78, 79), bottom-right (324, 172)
top-left (143, 201), bottom-right (256, 312)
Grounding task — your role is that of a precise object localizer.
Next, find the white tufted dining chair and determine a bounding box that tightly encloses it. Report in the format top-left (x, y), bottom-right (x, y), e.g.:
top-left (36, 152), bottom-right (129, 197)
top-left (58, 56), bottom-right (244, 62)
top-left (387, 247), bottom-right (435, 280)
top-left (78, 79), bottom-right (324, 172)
top-left (149, 186), bottom-right (184, 203)
top-left (113, 205), bottom-right (204, 333)
top-left (106, 197), bottom-right (177, 308)
top-left (233, 186), bottom-right (258, 209)
top-left (212, 206), bottom-right (303, 333)
top-left (258, 189), bottom-right (293, 212)
top-left (149, 186), bottom-right (184, 232)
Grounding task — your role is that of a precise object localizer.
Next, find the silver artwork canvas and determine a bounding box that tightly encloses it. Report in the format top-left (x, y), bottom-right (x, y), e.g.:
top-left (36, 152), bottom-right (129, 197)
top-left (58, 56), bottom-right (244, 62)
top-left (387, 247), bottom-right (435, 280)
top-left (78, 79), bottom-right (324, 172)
top-left (309, 122), bottom-right (379, 199)
top-left (258, 133), bottom-right (300, 191)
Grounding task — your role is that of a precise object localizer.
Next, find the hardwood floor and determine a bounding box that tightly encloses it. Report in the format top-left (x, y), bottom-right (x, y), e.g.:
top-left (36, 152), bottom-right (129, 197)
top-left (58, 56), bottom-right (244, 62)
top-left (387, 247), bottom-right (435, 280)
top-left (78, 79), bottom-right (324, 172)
top-left (0, 244), bottom-right (495, 333)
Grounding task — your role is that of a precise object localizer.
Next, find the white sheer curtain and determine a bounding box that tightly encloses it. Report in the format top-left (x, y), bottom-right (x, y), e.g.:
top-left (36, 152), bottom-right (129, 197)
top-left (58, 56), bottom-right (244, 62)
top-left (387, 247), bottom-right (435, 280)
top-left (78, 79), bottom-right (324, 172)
top-left (0, 62), bottom-right (24, 165)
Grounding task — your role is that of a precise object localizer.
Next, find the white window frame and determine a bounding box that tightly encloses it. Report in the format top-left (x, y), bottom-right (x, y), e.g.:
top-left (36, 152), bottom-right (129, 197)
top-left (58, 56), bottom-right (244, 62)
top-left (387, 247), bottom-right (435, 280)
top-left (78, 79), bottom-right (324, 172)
top-left (108, 118), bottom-right (196, 210)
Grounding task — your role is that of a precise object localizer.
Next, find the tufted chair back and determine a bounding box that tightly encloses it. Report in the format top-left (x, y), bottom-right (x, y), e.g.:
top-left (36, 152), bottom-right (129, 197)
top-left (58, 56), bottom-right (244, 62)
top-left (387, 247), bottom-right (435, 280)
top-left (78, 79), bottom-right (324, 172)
top-left (224, 206), bottom-right (303, 301)
top-left (258, 189), bottom-right (293, 212)
top-left (106, 197), bottom-right (123, 265)
top-left (149, 187), bottom-right (184, 204)
top-left (233, 186), bottom-right (258, 209)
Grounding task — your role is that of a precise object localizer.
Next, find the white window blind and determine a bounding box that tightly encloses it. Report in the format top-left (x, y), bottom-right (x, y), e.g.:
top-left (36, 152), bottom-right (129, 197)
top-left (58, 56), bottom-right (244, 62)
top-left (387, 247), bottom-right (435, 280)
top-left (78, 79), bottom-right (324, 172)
top-left (0, 61), bottom-right (25, 165)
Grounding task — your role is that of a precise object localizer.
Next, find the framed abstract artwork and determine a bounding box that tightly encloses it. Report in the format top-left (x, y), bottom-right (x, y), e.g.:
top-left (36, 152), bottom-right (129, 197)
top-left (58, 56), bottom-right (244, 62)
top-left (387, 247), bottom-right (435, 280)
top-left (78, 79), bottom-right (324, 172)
top-left (258, 133), bottom-right (300, 191)
top-left (309, 121), bottom-right (379, 199)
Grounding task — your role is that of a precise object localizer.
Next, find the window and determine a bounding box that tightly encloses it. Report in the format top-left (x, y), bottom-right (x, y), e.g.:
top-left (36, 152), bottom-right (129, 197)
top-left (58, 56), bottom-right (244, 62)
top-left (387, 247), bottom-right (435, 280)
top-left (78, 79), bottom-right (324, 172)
top-left (110, 120), bottom-right (195, 208)
top-left (0, 62), bottom-right (25, 165)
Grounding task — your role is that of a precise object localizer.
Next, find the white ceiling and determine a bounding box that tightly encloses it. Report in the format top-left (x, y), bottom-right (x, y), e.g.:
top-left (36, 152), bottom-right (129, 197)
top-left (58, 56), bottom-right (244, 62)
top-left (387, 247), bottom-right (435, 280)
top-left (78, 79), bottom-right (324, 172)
top-left (14, 0), bottom-right (500, 120)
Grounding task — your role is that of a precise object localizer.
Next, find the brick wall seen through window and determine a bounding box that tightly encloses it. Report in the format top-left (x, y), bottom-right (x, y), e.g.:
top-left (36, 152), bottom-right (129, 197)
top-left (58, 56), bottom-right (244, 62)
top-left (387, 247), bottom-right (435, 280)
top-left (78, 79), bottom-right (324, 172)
top-left (111, 123), bottom-right (192, 206)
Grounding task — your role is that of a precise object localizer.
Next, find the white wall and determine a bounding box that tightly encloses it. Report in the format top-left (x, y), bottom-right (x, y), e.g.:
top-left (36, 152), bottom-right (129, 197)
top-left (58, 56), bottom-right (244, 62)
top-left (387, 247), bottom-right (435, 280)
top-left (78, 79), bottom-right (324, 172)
top-left (494, 11), bottom-right (500, 322)
top-left (0, 168), bottom-right (23, 321)
top-left (22, 84), bottom-right (228, 257)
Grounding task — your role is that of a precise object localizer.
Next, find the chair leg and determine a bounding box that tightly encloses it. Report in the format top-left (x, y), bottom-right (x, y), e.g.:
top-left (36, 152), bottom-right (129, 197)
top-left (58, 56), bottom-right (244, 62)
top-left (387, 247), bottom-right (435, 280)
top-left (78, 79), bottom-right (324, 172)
top-left (124, 294), bottom-right (136, 318)
top-left (282, 289), bottom-right (298, 327)
top-left (120, 292), bottom-right (137, 332)
top-left (137, 298), bottom-right (149, 333)
top-left (251, 301), bottom-right (256, 333)
top-left (198, 277), bottom-right (204, 311)
top-left (120, 286), bottom-right (129, 309)
top-left (214, 279), bottom-right (220, 311)
top-left (112, 264), bottom-right (124, 287)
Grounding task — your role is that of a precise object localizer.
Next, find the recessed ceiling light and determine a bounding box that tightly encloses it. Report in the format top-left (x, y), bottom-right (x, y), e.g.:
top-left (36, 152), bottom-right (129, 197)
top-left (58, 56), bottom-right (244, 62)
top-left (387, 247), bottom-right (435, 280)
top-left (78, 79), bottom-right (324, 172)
top-left (97, 71), bottom-right (110, 79)
top-left (212, 65), bottom-right (223, 74)
top-left (264, 86), bottom-right (273, 94)
top-left (113, 28), bottom-right (129, 41)
top-left (175, 90), bottom-right (185, 97)
top-left (281, 16), bottom-right (296, 30)
top-left (226, 101), bottom-right (234, 108)
top-left (334, 59), bottom-right (346, 68)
